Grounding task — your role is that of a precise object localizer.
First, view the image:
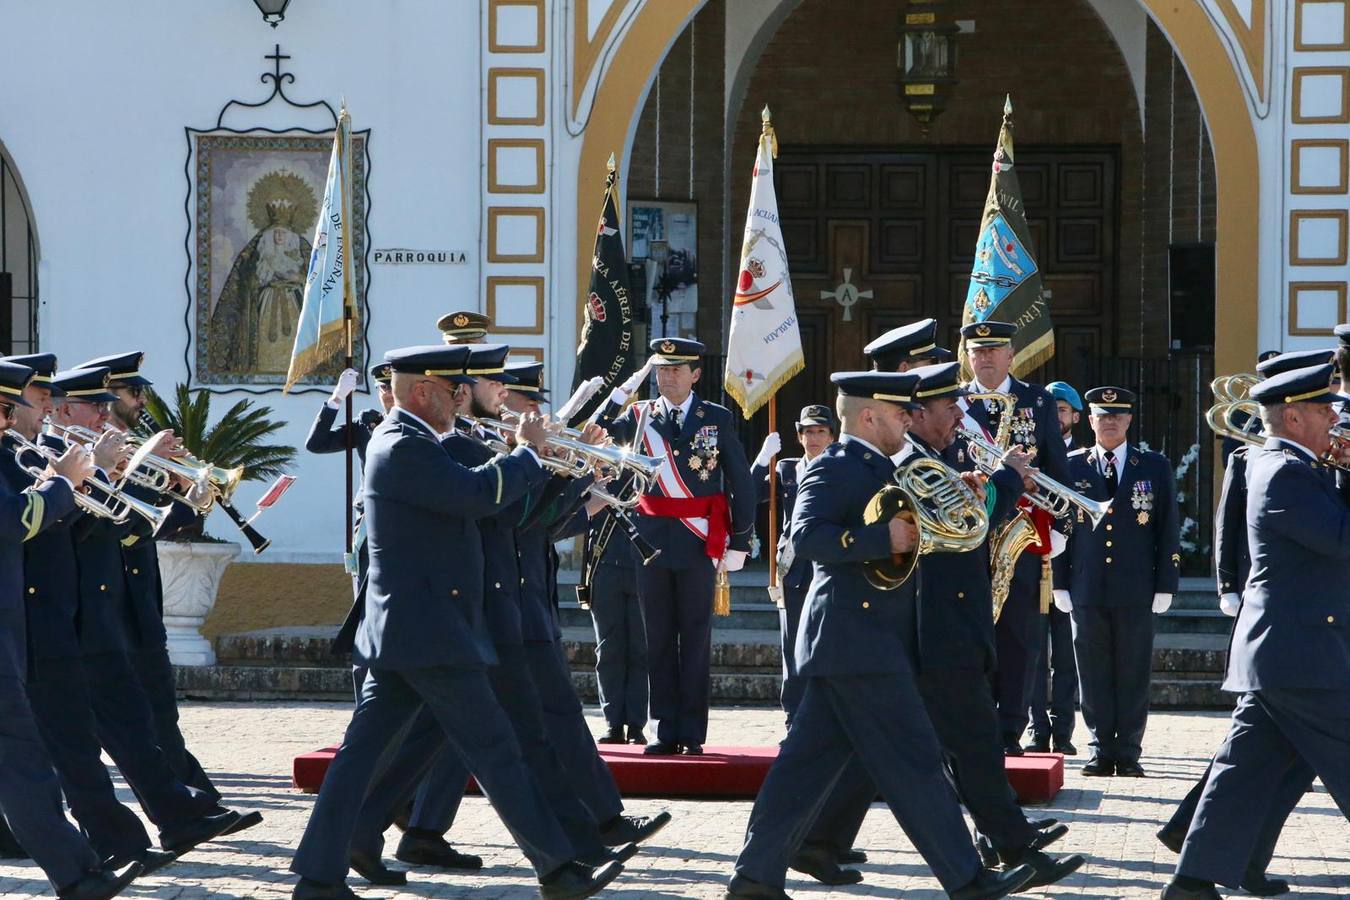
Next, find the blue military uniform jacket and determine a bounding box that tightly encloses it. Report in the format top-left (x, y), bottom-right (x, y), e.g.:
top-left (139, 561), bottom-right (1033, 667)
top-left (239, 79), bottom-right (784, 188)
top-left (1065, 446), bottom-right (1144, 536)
top-left (354, 409), bottom-right (547, 670)
top-left (1214, 446), bottom-right (1251, 596)
top-left (962, 377), bottom-right (1070, 486)
top-left (1062, 444), bottom-right (1181, 606)
top-left (752, 456), bottom-right (811, 592)
top-left (120, 483), bottom-right (198, 650)
top-left (517, 475), bottom-right (594, 644)
top-left (791, 436), bottom-right (920, 678)
top-left (0, 468), bottom-right (75, 677)
top-left (305, 404), bottom-right (382, 464)
top-left (605, 395), bottom-right (756, 569)
top-left (1225, 438), bottom-right (1350, 692)
top-left (902, 434), bottom-right (1025, 673)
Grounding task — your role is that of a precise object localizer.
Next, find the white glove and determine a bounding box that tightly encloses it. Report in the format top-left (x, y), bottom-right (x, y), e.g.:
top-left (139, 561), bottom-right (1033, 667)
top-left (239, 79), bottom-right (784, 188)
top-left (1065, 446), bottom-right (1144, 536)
top-left (330, 368), bottom-right (359, 404)
top-left (1053, 589), bottom-right (1073, 613)
top-left (1048, 529), bottom-right (1067, 559)
top-left (620, 360), bottom-right (653, 395)
top-left (754, 432), bottom-right (782, 468)
top-left (1219, 592), bottom-right (1240, 617)
top-left (1152, 592), bottom-right (1173, 614)
top-left (722, 549), bottom-right (747, 572)
top-left (554, 375), bottom-right (607, 423)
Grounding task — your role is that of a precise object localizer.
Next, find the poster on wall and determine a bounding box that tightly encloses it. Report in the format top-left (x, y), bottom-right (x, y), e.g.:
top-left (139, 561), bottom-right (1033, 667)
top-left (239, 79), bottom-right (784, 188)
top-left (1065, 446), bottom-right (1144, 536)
top-left (188, 131), bottom-right (370, 390)
top-left (627, 199), bottom-right (698, 339)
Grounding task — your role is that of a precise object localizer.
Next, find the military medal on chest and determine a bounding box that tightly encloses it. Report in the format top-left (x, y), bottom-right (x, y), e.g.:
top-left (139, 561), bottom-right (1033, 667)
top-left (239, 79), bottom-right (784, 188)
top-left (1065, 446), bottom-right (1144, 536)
top-left (691, 424), bottom-right (720, 481)
top-left (1131, 478), bottom-right (1154, 525)
top-left (1011, 409), bottom-right (1037, 446)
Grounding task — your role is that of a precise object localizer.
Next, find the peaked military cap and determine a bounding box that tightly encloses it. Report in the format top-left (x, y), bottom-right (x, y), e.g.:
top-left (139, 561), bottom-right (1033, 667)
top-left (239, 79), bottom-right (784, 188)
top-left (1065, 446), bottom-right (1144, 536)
top-left (910, 362), bottom-right (967, 401)
top-left (795, 404), bottom-right (838, 432)
top-left (1, 353), bottom-right (58, 386)
top-left (1334, 323), bottom-right (1350, 347)
top-left (1085, 386), bottom-right (1136, 415)
top-left (1250, 363), bottom-right (1342, 406)
top-left (960, 320), bottom-right (1016, 347)
top-left (73, 351), bottom-right (150, 387)
top-left (1256, 348), bottom-right (1334, 378)
top-left (505, 361), bottom-right (548, 397)
top-left (0, 361), bottom-right (35, 407)
top-left (1257, 349), bottom-right (1281, 364)
top-left (1046, 380), bottom-right (1083, 412)
top-left (648, 336), bottom-right (705, 366)
top-left (864, 319), bottom-right (939, 369)
top-left (929, 346), bottom-right (956, 363)
top-left (436, 310), bottom-right (491, 344)
top-left (465, 344), bottom-right (518, 383)
top-left (369, 361), bottom-right (393, 384)
top-left (830, 371), bottom-right (921, 410)
top-left (53, 367), bottom-right (117, 403)
top-left (384, 345), bottom-right (474, 384)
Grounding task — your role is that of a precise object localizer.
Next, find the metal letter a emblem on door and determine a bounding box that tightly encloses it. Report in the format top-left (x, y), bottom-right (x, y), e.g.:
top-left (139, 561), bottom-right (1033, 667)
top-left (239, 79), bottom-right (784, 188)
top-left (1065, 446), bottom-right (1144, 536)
top-left (820, 267), bottom-right (873, 322)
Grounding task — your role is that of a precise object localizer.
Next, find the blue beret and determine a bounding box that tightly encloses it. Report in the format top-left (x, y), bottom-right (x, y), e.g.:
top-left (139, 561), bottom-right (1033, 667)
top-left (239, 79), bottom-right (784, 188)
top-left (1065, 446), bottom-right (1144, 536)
top-left (1045, 381), bottom-right (1083, 411)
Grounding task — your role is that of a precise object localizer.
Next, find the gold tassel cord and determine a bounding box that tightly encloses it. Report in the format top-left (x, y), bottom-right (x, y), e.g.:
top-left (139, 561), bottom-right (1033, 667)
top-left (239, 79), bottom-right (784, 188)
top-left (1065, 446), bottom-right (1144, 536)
top-left (1040, 553), bottom-right (1053, 615)
top-left (714, 566), bottom-right (732, 617)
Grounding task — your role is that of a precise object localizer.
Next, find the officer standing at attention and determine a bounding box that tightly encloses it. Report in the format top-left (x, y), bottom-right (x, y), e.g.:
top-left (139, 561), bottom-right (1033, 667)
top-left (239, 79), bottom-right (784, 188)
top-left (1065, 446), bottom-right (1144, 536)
top-left (0, 359), bottom-right (143, 900)
top-left (1053, 387), bottom-right (1180, 777)
top-left (1163, 362), bottom-right (1350, 900)
top-left (960, 321), bottom-right (1070, 755)
top-left (289, 344), bottom-right (622, 900)
top-left (601, 337), bottom-right (755, 756)
top-left (1025, 380), bottom-right (1083, 754)
top-left (437, 309), bottom-right (491, 345)
top-left (727, 370), bottom-right (1036, 900)
top-left (750, 404), bottom-right (837, 726)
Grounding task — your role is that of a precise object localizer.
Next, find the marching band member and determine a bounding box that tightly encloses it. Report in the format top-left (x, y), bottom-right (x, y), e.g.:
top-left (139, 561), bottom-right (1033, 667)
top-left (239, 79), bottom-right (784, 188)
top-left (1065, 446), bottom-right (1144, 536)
top-left (1025, 380), bottom-right (1083, 755)
top-left (600, 337), bottom-right (755, 756)
top-left (0, 359), bottom-right (143, 900)
top-left (863, 318), bottom-right (943, 372)
top-left (1054, 387), bottom-right (1180, 777)
top-left (727, 370), bottom-right (1035, 900)
top-left (959, 320), bottom-right (1070, 755)
top-left (584, 507), bottom-right (649, 746)
top-left (751, 404), bottom-right (837, 727)
top-left (1163, 363), bottom-right (1350, 900)
top-left (290, 344), bottom-right (623, 900)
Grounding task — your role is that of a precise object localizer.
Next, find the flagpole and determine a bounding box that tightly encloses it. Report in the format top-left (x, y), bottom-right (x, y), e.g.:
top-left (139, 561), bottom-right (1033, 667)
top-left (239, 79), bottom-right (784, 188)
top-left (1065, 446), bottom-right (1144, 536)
top-left (767, 394), bottom-right (779, 589)
top-left (339, 103), bottom-right (356, 558)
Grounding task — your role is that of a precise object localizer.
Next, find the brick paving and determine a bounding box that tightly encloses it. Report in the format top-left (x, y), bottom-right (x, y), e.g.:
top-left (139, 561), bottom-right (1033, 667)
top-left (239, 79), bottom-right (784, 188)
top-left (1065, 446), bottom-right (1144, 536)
top-left (2, 702), bottom-right (1348, 898)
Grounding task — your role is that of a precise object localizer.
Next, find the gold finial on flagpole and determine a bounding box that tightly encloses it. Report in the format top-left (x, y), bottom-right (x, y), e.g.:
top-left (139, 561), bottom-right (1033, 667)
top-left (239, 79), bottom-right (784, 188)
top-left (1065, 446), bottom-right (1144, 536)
top-left (607, 152), bottom-right (616, 173)
top-left (760, 104), bottom-right (778, 159)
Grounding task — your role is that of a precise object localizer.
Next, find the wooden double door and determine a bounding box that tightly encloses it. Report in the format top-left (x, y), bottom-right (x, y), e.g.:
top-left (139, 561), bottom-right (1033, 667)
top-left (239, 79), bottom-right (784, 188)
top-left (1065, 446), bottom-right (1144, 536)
top-left (767, 146), bottom-right (1119, 420)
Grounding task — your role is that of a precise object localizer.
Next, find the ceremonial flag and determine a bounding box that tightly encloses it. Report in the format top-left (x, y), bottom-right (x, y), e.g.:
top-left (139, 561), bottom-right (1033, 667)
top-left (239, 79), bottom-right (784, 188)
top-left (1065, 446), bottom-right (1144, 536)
top-left (569, 153), bottom-right (637, 426)
top-left (284, 105), bottom-right (357, 392)
top-left (961, 96), bottom-right (1052, 378)
top-left (724, 106), bottom-right (804, 419)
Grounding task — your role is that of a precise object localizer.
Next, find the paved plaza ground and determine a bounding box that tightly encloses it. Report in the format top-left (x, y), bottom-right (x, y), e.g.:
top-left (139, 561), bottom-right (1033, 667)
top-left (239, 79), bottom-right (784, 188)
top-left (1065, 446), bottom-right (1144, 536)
top-left (1, 702), bottom-right (1347, 899)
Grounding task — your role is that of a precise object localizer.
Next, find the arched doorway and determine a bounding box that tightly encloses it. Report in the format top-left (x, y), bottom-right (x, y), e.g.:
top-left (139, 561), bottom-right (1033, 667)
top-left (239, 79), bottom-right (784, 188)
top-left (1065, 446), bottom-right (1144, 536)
top-left (0, 140), bottom-right (39, 355)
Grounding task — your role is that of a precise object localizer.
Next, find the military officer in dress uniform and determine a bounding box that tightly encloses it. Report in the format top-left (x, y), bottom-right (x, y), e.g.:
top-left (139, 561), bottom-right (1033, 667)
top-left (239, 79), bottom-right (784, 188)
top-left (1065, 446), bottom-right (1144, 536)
top-left (959, 321), bottom-right (1071, 755)
top-left (290, 344), bottom-right (623, 900)
top-left (601, 337), bottom-right (756, 756)
top-left (305, 362), bottom-right (393, 462)
top-left (863, 318), bottom-right (943, 372)
top-left (1163, 363), bottom-right (1350, 900)
top-left (437, 309), bottom-right (491, 344)
top-left (1053, 387), bottom-right (1180, 777)
top-left (750, 404), bottom-right (836, 727)
top-left (0, 359), bottom-right (144, 900)
top-left (1025, 381), bottom-right (1082, 755)
top-left (727, 370), bottom-right (1035, 900)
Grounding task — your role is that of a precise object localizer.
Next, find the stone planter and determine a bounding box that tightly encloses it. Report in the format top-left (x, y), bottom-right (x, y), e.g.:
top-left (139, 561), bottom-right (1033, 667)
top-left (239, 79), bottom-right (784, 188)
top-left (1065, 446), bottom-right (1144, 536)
top-left (157, 541), bottom-right (241, 666)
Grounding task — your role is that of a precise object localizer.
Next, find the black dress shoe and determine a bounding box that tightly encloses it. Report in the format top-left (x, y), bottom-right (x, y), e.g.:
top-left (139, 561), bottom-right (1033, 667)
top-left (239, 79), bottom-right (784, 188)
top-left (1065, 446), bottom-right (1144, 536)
top-left (681, 743), bottom-right (705, 755)
top-left (159, 810), bottom-right (237, 855)
top-left (1023, 737), bottom-right (1051, 753)
top-left (627, 728), bottom-right (647, 745)
top-left (1028, 817), bottom-right (1059, 830)
top-left (1241, 869), bottom-right (1290, 897)
top-left (219, 809), bottom-right (264, 836)
top-left (57, 862), bottom-right (143, 900)
top-left (975, 832), bottom-right (1000, 869)
top-left (291, 878), bottom-right (362, 900)
top-left (106, 849), bottom-right (178, 878)
top-left (599, 811), bottom-right (672, 846)
top-left (1028, 823), bottom-right (1069, 853)
top-left (950, 863), bottom-right (1035, 900)
top-left (1156, 827), bottom-right (1185, 854)
top-left (790, 842), bottom-right (863, 885)
top-left (1053, 738), bottom-right (1078, 755)
top-left (1082, 756), bottom-right (1114, 777)
top-left (394, 832), bottom-right (483, 870)
top-left (837, 848), bottom-right (867, 864)
top-left (997, 848), bottom-right (1085, 890)
top-left (1160, 879), bottom-right (1222, 899)
top-left (539, 860), bottom-right (623, 900)
top-left (598, 725), bottom-right (626, 744)
top-left (1116, 759), bottom-right (1147, 777)
top-left (579, 841), bottom-right (638, 866)
top-left (644, 741), bottom-right (679, 755)
top-left (725, 872), bottom-right (792, 899)
top-left (349, 848), bottom-right (407, 885)
top-left (1003, 738), bottom-right (1025, 757)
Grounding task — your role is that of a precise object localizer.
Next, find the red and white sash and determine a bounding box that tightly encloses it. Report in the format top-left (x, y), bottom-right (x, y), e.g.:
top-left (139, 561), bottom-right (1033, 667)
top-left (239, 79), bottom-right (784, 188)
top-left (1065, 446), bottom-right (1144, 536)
top-left (640, 404), bottom-right (710, 542)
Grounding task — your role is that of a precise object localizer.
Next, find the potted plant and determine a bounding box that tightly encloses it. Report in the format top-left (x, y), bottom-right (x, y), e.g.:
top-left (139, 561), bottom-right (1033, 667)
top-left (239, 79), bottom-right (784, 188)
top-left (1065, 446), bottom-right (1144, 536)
top-left (140, 384), bottom-right (296, 664)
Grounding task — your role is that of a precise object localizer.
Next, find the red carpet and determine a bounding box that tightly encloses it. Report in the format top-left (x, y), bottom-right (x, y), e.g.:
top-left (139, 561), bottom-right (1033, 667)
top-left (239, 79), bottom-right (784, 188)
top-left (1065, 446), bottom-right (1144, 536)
top-left (294, 745), bottom-right (1062, 803)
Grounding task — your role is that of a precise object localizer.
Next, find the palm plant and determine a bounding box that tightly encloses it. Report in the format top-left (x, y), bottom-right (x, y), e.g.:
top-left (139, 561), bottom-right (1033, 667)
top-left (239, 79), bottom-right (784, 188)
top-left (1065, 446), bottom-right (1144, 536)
top-left (139, 384), bottom-right (297, 540)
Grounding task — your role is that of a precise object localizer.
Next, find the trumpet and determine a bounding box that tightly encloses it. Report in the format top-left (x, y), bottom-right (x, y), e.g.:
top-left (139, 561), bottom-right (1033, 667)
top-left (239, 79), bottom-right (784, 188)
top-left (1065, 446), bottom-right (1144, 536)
top-left (861, 440), bottom-right (989, 590)
top-left (6, 430), bottom-right (173, 533)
